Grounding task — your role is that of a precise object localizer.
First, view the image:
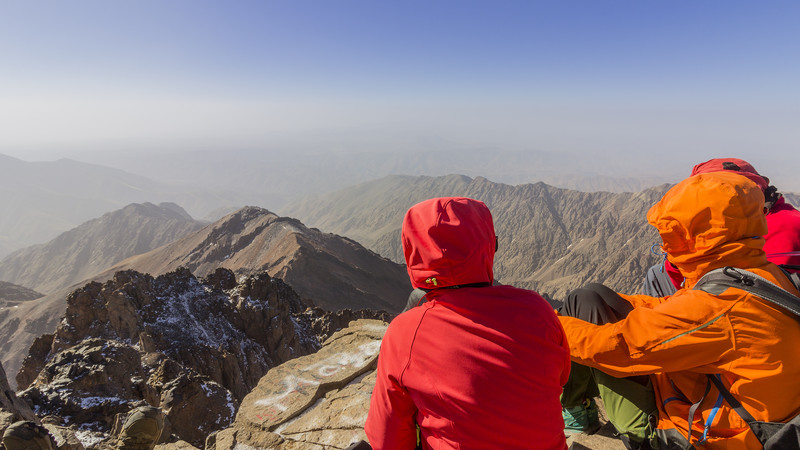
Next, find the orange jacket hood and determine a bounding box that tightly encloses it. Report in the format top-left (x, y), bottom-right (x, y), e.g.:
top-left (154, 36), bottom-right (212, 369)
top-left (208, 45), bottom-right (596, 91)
top-left (646, 172), bottom-right (768, 284)
top-left (401, 197), bottom-right (496, 289)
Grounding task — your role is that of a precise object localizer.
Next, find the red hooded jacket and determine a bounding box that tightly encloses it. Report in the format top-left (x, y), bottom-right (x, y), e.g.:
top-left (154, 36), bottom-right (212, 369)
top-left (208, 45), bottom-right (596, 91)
top-left (365, 197), bottom-right (570, 449)
top-left (763, 196), bottom-right (800, 270)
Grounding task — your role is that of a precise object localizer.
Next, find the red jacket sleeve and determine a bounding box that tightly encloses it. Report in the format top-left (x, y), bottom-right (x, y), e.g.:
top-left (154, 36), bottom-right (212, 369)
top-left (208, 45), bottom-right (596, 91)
top-left (364, 319), bottom-right (419, 450)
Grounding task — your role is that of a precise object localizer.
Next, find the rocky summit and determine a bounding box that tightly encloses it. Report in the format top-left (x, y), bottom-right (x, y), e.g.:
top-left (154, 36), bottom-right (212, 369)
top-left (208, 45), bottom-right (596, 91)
top-left (5, 268), bottom-right (387, 448)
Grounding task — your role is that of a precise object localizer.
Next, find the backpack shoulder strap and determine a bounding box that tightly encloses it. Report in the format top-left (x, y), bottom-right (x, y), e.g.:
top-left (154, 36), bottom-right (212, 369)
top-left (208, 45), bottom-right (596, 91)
top-left (693, 266), bottom-right (800, 321)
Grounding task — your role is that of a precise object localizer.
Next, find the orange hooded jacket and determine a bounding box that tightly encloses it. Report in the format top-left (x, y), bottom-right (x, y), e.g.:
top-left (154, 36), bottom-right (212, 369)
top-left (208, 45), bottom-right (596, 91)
top-left (559, 171), bottom-right (800, 449)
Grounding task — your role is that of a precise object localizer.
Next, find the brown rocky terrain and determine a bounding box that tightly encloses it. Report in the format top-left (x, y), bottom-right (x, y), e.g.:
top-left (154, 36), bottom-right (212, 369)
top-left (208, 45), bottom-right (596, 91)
top-left (0, 202), bottom-right (204, 295)
top-left (4, 269), bottom-right (387, 448)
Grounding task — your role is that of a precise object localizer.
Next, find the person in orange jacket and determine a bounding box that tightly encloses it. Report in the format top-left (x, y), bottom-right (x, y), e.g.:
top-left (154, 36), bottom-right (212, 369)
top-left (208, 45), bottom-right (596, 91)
top-left (559, 171), bottom-right (800, 449)
top-left (643, 157), bottom-right (800, 297)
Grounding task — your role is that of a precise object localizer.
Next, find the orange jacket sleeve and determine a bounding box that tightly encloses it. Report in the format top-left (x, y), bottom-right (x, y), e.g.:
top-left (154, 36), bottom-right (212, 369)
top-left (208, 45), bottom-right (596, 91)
top-left (619, 292), bottom-right (670, 309)
top-left (559, 289), bottom-right (736, 378)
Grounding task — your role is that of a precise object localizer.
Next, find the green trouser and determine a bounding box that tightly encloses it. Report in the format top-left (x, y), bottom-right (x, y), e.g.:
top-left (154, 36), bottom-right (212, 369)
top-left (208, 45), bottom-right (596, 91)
top-left (560, 283), bottom-right (660, 449)
top-left (562, 362), bottom-right (659, 448)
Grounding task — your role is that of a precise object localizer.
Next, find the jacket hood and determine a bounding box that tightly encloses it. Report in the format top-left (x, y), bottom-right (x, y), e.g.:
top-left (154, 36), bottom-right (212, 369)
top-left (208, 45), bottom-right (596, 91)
top-left (647, 171), bottom-right (768, 285)
top-left (691, 158), bottom-right (769, 192)
top-left (402, 197), bottom-right (496, 289)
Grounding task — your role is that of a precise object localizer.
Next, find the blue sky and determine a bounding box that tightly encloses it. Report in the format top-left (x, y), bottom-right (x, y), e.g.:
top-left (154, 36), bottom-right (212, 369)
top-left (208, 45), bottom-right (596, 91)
top-left (1, 1), bottom-right (798, 183)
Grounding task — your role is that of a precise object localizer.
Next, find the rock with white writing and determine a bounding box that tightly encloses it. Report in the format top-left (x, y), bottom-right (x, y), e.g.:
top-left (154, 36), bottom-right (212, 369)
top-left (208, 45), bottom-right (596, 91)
top-left (277, 371), bottom-right (377, 448)
top-left (212, 319), bottom-right (387, 449)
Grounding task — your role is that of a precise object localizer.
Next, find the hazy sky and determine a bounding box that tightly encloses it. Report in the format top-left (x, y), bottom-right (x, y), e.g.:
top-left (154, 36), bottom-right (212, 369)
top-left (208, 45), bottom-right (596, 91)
top-left (1, 1), bottom-right (798, 179)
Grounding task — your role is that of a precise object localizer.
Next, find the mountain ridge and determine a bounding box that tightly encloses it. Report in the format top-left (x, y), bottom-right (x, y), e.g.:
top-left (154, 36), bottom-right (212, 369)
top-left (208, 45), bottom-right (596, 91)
top-left (282, 174), bottom-right (673, 300)
top-left (0, 202), bottom-right (205, 295)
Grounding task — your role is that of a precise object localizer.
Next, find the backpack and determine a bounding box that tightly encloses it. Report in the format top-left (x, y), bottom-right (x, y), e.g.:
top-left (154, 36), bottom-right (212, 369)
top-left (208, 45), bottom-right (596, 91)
top-left (693, 266), bottom-right (800, 449)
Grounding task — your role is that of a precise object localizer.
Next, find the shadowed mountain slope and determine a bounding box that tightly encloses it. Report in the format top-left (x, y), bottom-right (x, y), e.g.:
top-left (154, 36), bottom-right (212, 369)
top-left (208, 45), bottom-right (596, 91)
top-left (0, 281), bottom-right (42, 302)
top-left (101, 206), bottom-right (408, 313)
top-left (0, 202), bottom-right (204, 295)
top-left (282, 174), bottom-right (671, 300)
top-left (0, 281), bottom-right (42, 311)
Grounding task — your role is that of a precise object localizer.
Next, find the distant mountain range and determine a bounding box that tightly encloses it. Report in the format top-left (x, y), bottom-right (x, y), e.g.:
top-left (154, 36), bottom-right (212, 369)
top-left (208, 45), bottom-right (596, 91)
top-left (88, 148), bottom-right (683, 211)
top-left (5, 149), bottom-right (797, 261)
top-left (283, 175), bottom-right (800, 302)
top-left (100, 206), bottom-right (408, 313)
top-left (0, 154), bottom-right (255, 258)
top-left (282, 174), bottom-right (674, 300)
top-left (1, 149), bottom-right (686, 258)
top-left (0, 202), bottom-right (204, 294)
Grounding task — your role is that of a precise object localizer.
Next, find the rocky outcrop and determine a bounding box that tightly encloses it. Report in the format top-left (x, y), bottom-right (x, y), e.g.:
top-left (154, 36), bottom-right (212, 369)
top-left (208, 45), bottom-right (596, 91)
top-left (12, 269), bottom-right (389, 447)
top-left (211, 319), bottom-right (386, 449)
top-left (19, 268), bottom-right (317, 395)
top-left (19, 339), bottom-right (155, 429)
top-left (13, 268), bottom-right (313, 445)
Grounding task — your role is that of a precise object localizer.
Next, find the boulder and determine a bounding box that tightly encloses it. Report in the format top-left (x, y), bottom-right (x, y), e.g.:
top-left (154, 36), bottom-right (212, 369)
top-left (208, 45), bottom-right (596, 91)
top-left (19, 339), bottom-right (151, 430)
top-left (213, 319), bottom-right (387, 449)
top-left (161, 373), bottom-right (236, 448)
top-left (0, 359), bottom-right (36, 436)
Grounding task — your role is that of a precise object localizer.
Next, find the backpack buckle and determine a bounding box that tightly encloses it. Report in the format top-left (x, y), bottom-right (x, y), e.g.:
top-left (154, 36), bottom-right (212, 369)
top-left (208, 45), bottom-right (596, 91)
top-left (722, 266), bottom-right (755, 286)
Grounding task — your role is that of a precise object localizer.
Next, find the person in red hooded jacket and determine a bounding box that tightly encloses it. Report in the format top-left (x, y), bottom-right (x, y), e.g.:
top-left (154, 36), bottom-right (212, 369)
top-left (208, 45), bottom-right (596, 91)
top-left (643, 158), bottom-right (800, 297)
top-left (364, 197), bottom-right (571, 450)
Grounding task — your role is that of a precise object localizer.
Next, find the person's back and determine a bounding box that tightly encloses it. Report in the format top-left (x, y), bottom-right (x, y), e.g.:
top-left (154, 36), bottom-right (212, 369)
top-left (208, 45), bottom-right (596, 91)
top-left (764, 196), bottom-right (800, 272)
top-left (365, 197), bottom-right (570, 450)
